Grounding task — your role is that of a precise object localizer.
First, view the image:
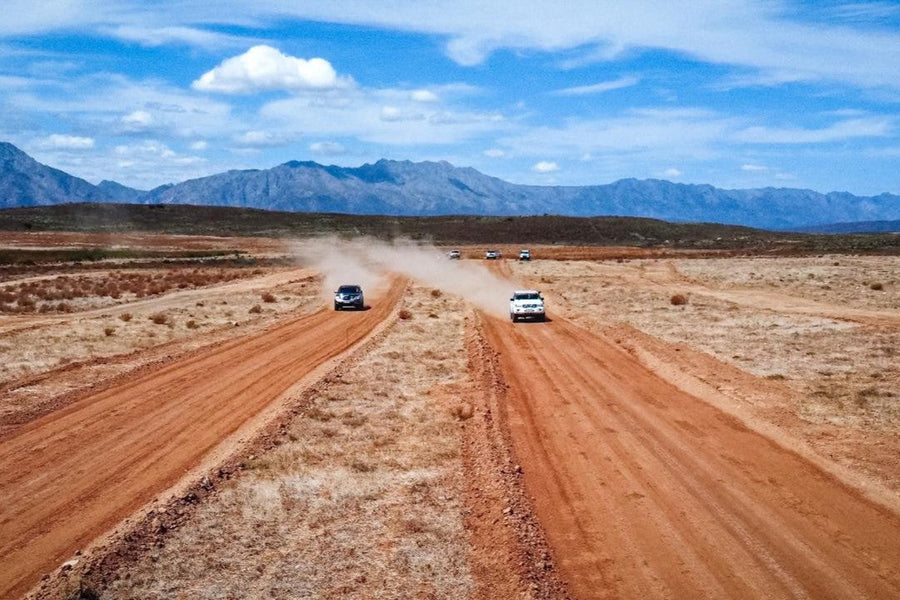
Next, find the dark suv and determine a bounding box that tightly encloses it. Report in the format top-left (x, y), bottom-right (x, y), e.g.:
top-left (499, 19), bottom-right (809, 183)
top-left (334, 284), bottom-right (364, 310)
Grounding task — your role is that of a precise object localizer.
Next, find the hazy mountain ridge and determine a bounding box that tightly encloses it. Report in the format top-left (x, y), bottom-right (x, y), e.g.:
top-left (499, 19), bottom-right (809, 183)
top-left (1, 142), bottom-right (897, 230)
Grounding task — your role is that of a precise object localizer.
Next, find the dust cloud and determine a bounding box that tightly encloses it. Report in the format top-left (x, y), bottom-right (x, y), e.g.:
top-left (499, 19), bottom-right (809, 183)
top-left (290, 237), bottom-right (514, 317)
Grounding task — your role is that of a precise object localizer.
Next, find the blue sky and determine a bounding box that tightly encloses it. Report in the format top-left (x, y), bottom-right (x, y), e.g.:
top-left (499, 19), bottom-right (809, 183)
top-left (1, 1), bottom-right (898, 195)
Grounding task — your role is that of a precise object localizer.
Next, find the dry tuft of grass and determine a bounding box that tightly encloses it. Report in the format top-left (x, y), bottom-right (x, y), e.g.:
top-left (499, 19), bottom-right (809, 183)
top-left (869, 282), bottom-right (884, 291)
top-left (249, 304), bottom-right (262, 314)
top-left (450, 402), bottom-right (474, 420)
top-left (103, 326), bottom-right (116, 337)
top-left (261, 292), bottom-right (277, 303)
top-left (670, 293), bottom-right (688, 306)
top-left (148, 312), bottom-right (169, 325)
top-left (118, 312), bottom-right (132, 322)
top-left (398, 308), bottom-right (413, 320)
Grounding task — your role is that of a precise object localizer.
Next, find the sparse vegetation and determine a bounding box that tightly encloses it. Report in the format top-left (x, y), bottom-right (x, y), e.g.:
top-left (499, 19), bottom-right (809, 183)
top-left (248, 304), bottom-right (262, 314)
top-left (870, 281), bottom-right (884, 290)
top-left (670, 293), bottom-right (688, 306)
top-left (0, 268), bottom-right (255, 313)
top-left (261, 292), bottom-right (276, 303)
top-left (398, 309), bottom-right (413, 320)
top-left (149, 313), bottom-right (168, 325)
top-left (100, 284), bottom-right (473, 599)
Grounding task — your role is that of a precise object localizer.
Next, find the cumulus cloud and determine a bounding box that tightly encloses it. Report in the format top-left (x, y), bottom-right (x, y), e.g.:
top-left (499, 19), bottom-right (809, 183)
top-left (309, 141), bottom-right (346, 154)
top-left (379, 105), bottom-right (424, 122)
top-left (532, 160), bottom-right (559, 173)
top-left (484, 148), bottom-right (506, 158)
top-left (121, 109), bottom-right (153, 130)
top-left (661, 167), bottom-right (682, 178)
top-left (553, 76), bottom-right (639, 96)
top-left (41, 134), bottom-right (94, 150)
top-left (192, 45), bottom-right (349, 94)
top-left (234, 130), bottom-right (296, 147)
top-left (410, 89), bottom-right (439, 102)
top-left (190, 140), bottom-right (208, 151)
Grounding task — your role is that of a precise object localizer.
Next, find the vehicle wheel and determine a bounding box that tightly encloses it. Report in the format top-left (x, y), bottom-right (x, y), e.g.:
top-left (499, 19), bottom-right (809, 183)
top-left (510, 314), bottom-right (517, 323)
top-left (538, 314), bottom-right (546, 322)
top-left (334, 303), bottom-right (340, 311)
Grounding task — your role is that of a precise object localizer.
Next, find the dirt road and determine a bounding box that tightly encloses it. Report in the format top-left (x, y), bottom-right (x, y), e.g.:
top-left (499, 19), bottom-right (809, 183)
top-left (481, 314), bottom-right (900, 599)
top-left (0, 277), bottom-right (405, 600)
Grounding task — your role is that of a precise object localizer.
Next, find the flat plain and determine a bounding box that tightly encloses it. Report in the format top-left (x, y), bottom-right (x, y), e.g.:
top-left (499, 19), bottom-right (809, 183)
top-left (1, 231), bottom-right (898, 600)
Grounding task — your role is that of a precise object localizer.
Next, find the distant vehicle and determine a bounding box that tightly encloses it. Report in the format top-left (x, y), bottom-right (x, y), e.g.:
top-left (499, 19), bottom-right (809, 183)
top-left (485, 250), bottom-right (501, 259)
top-left (334, 284), bottom-right (364, 310)
top-left (509, 289), bottom-right (545, 322)
top-left (448, 249), bottom-right (461, 259)
top-left (518, 249), bottom-right (531, 261)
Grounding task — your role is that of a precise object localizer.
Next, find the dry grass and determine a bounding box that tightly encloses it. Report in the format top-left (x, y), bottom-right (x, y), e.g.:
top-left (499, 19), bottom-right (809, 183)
top-left (515, 255), bottom-right (900, 429)
top-left (670, 293), bottom-right (688, 306)
top-left (0, 267), bottom-right (254, 314)
top-left (0, 267), bottom-right (322, 426)
top-left (102, 284), bottom-right (473, 599)
top-left (148, 312), bottom-right (168, 325)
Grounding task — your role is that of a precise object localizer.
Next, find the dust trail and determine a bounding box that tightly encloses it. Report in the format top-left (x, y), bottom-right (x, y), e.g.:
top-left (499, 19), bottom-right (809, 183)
top-left (290, 237), bottom-right (514, 317)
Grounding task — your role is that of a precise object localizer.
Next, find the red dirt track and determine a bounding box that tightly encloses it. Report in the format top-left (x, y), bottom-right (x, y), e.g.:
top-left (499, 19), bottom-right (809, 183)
top-left (0, 277), bottom-right (405, 600)
top-left (480, 313), bottom-right (900, 599)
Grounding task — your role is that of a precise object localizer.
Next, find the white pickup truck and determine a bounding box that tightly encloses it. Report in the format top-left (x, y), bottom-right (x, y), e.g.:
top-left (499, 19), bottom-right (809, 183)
top-left (509, 290), bottom-right (545, 322)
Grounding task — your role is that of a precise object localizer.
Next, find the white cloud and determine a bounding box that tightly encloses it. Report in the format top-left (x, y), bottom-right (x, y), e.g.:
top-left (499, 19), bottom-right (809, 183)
top-left (103, 26), bottom-right (256, 49)
top-left (234, 130), bottom-right (296, 147)
top-left (115, 140), bottom-right (176, 159)
top-left (532, 160), bottom-right (559, 173)
top-left (484, 148), bottom-right (506, 158)
top-left (501, 108), bottom-right (734, 160)
top-left (190, 140), bottom-right (208, 151)
top-left (3, 2), bottom-right (899, 90)
top-left (380, 106), bottom-right (402, 122)
top-left (410, 89), bottom-right (439, 103)
top-left (192, 45), bottom-right (349, 94)
top-left (41, 134), bottom-right (94, 150)
top-left (735, 117), bottom-right (892, 144)
top-left (121, 109), bottom-right (153, 130)
top-left (309, 141), bottom-right (346, 155)
top-left (741, 163), bottom-right (767, 171)
top-left (660, 167), bottom-right (682, 178)
top-left (554, 76), bottom-right (639, 96)
top-left (379, 105), bottom-right (424, 122)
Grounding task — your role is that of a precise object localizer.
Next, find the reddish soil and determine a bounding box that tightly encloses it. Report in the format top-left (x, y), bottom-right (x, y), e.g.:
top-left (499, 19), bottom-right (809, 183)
top-left (479, 312), bottom-right (900, 599)
top-left (0, 277), bottom-right (406, 600)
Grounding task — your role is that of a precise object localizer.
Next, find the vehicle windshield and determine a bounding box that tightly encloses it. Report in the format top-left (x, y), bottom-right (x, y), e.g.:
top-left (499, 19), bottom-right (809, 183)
top-left (337, 285), bottom-right (361, 293)
top-left (515, 292), bottom-right (541, 300)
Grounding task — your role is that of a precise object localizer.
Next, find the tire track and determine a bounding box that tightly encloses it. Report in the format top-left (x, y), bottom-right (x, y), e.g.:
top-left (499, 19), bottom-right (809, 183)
top-left (480, 313), bottom-right (900, 599)
top-left (0, 276), bottom-right (406, 600)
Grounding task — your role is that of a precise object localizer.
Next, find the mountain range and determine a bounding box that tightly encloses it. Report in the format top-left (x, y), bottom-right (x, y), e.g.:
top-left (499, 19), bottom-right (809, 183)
top-left (1, 141), bottom-right (897, 231)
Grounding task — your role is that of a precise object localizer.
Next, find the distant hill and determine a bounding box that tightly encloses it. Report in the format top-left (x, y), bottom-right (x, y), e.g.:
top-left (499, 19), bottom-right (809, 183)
top-left (0, 142), bottom-right (112, 207)
top-left (2, 142), bottom-right (898, 230)
top-left (794, 220), bottom-right (900, 234)
top-left (2, 203), bottom-right (897, 255)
